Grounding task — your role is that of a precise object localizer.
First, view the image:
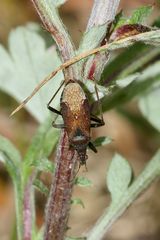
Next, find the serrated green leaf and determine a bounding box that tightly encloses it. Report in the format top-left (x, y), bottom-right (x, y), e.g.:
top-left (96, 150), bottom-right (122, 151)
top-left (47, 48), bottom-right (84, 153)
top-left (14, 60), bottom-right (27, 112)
top-left (34, 179), bottom-right (49, 196)
top-left (112, 6), bottom-right (153, 30)
top-left (128, 5), bottom-right (153, 24)
top-left (74, 176), bottom-right (92, 187)
top-left (87, 150), bottom-right (160, 240)
top-left (0, 135), bottom-right (22, 181)
top-left (92, 137), bottom-right (112, 147)
top-left (71, 198), bottom-right (85, 209)
top-left (139, 87), bottom-right (160, 131)
top-left (107, 154), bottom-right (132, 201)
top-left (0, 25), bottom-right (63, 122)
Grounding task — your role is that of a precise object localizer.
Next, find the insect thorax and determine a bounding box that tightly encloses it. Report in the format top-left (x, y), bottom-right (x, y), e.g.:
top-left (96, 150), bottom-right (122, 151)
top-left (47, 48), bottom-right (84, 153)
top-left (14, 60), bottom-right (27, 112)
top-left (61, 82), bottom-right (87, 112)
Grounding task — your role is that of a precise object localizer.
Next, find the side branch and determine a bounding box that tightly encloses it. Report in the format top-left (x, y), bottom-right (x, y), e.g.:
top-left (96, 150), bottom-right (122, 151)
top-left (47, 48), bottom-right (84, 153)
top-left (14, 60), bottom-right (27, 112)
top-left (31, 0), bottom-right (79, 79)
top-left (80, 0), bottom-right (120, 80)
top-left (10, 29), bottom-right (160, 116)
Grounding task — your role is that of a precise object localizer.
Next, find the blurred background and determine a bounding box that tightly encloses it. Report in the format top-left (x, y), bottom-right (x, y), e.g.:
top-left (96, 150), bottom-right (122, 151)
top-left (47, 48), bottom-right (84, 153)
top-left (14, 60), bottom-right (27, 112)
top-left (0, 0), bottom-right (160, 239)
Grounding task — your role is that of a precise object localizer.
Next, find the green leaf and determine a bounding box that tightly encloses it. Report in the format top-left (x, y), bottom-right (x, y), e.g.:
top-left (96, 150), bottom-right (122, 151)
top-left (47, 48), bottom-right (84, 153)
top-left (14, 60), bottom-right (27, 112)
top-left (87, 149), bottom-right (160, 240)
top-left (23, 117), bottom-right (59, 184)
top-left (53, 0), bottom-right (67, 7)
top-left (0, 135), bottom-right (22, 181)
top-left (102, 44), bottom-right (160, 84)
top-left (85, 80), bottom-right (107, 100)
top-left (71, 198), bottom-right (85, 209)
top-left (139, 87), bottom-right (160, 131)
top-left (107, 154), bottom-right (132, 201)
top-left (74, 176), bottom-right (92, 187)
top-left (92, 137), bottom-right (112, 147)
top-left (34, 227), bottom-right (44, 240)
top-left (101, 43), bottom-right (147, 82)
top-left (115, 74), bottom-right (140, 87)
top-left (128, 5), bottom-right (153, 24)
top-left (112, 6), bottom-right (153, 30)
top-left (113, 10), bottom-right (127, 29)
top-left (153, 16), bottom-right (160, 28)
top-left (109, 30), bottom-right (160, 49)
top-left (116, 48), bottom-right (160, 80)
top-left (24, 117), bottom-right (58, 165)
top-left (32, 158), bottom-right (55, 173)
top-left (34, 179), bottom-right (49, 196)
top-left (0, 24), bottom-right (63, 122)
top-left (0, 136), bottom-right (23, 239)
top-left (102, 61), bottom-right (160, 111)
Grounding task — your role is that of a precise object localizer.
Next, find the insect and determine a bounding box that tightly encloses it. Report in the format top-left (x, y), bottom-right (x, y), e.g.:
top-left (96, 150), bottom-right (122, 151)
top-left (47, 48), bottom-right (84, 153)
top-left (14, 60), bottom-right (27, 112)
top-left (47, 79), bottom-right (105, 167)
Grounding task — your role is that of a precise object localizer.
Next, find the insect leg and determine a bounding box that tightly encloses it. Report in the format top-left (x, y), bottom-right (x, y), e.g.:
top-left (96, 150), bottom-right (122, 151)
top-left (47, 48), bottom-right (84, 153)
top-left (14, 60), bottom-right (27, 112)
top-left (90, 114), bottom-right (105, 128)
top-left (47, 80), bottom-right (65, 114)
top-left (48, 106), bottom-right (61, 115)
top-left (91, 115), bottom-right (104, 124)
top-left (88, 142), bottom-right (97, 153)
top-left (52, 123), bottom-right (65, 128)
top-left (90, 122), bottom-right (104, 128)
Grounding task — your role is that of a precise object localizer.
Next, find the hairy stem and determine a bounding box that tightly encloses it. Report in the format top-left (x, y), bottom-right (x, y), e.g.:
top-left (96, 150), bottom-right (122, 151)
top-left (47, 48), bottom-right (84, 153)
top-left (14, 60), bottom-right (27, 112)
top-left (31, 0), bottom-right (79, 80)
top-left (11, 29), bottom-right (160, 116)
top-left (79, 0), bottom-right (120, 80)
top-left (29, 1), bottom-right (79, 239)
top-left (44, 130), bottom-right (77, 240)
top-left (14, 183), bottom-right (23, 240)
top-left (23, 172), bottom-right (36, 240)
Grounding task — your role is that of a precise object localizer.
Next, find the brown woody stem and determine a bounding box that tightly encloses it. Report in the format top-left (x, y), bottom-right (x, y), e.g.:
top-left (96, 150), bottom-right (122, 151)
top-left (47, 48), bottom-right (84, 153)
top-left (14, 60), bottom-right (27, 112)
top-left (44, 130), bottom-right (77, 240)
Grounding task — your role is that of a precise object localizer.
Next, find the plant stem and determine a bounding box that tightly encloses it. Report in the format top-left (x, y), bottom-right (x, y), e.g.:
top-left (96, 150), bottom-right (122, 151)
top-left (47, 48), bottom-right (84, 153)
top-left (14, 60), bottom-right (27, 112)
top-left (44, 130), bottom-right (77, 240)
top-left (87, 149), bottom-right (160, 240)
top-left (23, 172), bottom-right (36, 240)
top-left (30, 1), bottom-right (79, 239)
top-left (11, 28), bottom-right (160, 116)
top-left (14, 183), bottom-right (23, 240)
top-left (87, 0), bottom-right (120, 30)
top-left (80, 0), bottom-right (120, 80)
top-left (31, 0), bottom-right (79, 80)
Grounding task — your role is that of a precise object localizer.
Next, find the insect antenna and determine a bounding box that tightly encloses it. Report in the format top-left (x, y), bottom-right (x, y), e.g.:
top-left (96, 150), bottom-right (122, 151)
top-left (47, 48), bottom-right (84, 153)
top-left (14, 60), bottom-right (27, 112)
top-left (47, 80), bottom-right (65, 108)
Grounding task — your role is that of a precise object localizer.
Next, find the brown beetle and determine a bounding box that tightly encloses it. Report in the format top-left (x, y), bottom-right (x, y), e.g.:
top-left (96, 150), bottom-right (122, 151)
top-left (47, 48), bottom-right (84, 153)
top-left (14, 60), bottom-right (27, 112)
top-left (47, 79), bottom-right (104, 166)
